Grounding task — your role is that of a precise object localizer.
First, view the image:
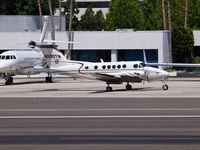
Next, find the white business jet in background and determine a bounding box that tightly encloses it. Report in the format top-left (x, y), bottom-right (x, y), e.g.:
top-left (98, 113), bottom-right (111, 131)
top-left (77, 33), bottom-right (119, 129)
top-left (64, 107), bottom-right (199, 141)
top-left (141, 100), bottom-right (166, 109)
top-left (28, 16), bottom-right (170, 91)
top-left (0, 20), bottom-right (54, 85)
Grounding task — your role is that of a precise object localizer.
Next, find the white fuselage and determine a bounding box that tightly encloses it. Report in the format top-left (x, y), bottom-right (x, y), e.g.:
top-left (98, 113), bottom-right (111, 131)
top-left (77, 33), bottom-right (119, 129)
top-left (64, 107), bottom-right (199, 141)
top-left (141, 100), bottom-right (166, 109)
top-left (0, 49), bottom-right (43, 75)
top-left (51, 60), bottom-right (169, 82)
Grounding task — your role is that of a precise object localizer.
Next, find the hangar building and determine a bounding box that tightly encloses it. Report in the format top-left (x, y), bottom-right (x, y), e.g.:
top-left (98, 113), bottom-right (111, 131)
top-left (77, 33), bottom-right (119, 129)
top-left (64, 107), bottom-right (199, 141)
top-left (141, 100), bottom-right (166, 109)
top-left (0, 30), bottom-right (169, 63)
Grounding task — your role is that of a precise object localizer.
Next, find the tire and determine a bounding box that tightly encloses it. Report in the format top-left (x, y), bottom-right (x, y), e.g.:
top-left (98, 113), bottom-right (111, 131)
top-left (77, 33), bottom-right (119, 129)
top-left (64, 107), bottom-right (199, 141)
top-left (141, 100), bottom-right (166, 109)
top-left (126, 84), bottom-right (132, 90)
top-left (162, 84), bottom-right (168, 90)
top-left (106, 87), bottom-right (112, 92)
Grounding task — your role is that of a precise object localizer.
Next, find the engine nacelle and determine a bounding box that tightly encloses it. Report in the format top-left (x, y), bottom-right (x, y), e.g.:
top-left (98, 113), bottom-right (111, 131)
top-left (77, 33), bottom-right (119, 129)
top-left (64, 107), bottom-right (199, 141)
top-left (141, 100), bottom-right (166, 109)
top-left (28, 41), bottom-right (40, 48)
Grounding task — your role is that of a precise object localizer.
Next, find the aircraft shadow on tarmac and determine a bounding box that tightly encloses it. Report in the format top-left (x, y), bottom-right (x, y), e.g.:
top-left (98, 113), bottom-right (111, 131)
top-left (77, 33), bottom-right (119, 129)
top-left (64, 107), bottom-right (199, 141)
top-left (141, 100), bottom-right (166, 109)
top-left (32, 87), bottom-right (158, 93)
top-left (0, 80), bottom-right (60, 86)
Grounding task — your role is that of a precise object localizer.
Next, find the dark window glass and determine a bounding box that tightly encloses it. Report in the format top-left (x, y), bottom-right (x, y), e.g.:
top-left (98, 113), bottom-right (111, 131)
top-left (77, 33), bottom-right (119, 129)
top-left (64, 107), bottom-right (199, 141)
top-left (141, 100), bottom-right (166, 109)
top-left (117, 65), bottom-right (121, 69)
top-left (140, 63), bottom-right (146, 67)
top-left (2, 56), bottom-right (5, 59)
top-left (13, 55), bottom-right (16, 59)
top-left (112, 65), bottom-right (116, 69)
top-left (71, 50), bottom-right (111, 62)
top-left (85, 66), bottom-right (89, 69)
top-left (0, 56), bottom-right (1, 59)
top-left (102, 65), bottom-right (106, 69)
top-left (6, 56), bottom-right (10, 59)
top-left (94, 66), bottom-right (98, 69)
top-left (123, 64), bottom-right (126, 68)
top-left (133, 64), bottom-right (138, 68)
top-left (107, 65), bottom-right (111, 69)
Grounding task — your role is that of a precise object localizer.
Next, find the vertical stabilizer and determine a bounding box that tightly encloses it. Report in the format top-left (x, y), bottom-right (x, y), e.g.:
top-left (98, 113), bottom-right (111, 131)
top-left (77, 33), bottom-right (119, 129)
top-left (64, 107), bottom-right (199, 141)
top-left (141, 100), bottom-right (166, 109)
top-left (39, 16), bottom-right (50, 44)
top-left (40, 46), bottom-right (69, 69)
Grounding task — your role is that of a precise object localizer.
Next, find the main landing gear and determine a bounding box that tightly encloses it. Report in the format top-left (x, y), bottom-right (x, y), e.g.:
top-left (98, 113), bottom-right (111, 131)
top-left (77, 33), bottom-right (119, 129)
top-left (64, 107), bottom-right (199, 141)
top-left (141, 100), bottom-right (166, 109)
top-left (5, 76), bottom-right (13, 85)
top-left (106, 83), bottom-right (133, 92)
top-left (45, 73), bottom-right (53, 83)
top-left (162, 78), bottom-right (168, 90)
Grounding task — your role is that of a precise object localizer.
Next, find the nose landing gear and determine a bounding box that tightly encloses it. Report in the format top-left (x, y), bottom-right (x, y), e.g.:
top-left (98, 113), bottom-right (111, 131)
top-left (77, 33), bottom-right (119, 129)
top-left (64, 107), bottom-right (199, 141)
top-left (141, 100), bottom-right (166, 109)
top-left (162, 78), bottom-right (168, 90)
top-left (5, 75), bottom-right (13, 85)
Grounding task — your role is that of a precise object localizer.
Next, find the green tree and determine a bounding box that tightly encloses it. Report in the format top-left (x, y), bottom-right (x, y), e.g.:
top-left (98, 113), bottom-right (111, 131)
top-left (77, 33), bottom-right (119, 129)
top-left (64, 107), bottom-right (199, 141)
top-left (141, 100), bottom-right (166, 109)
top-left (79, 6), bottom-right (104, 31)
top-left (104, 0), bottom-right (144, 31)
top-left (188, 0), bottom-right (200, 29)
top-left (172, 27), bottom-right (194, 62)
top-left (63, 0), bottom-right (79, 31)
top-left (0, 0), bottom-right (17, 15)
top-left (15, 0), bottom-right (58, 15)
top-left (142, 0), bottom-right (163, 30)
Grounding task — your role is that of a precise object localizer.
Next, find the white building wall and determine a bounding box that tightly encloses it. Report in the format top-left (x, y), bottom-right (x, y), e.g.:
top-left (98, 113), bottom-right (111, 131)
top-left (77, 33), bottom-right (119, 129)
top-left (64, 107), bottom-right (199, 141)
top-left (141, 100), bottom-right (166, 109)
top-left (0, 31), bottom-right (169, 63)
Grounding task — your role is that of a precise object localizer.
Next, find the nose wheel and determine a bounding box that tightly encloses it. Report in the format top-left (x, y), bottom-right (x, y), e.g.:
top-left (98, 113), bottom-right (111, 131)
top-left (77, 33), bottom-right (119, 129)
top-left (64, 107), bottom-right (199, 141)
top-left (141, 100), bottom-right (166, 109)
top-left (162, 84), bottom-right (168, 90)
top-left (162, 78), bottom-right (168, 90)
top-left (5, 76), bottom-right (13, 85)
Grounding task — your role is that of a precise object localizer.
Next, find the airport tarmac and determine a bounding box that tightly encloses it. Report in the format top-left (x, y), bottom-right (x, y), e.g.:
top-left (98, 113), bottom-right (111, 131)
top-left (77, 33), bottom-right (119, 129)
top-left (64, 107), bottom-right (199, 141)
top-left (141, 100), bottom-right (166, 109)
top-left (0, 77), bottom-right (200, 98)
top-left (0, 97), bottom-right (200, 150)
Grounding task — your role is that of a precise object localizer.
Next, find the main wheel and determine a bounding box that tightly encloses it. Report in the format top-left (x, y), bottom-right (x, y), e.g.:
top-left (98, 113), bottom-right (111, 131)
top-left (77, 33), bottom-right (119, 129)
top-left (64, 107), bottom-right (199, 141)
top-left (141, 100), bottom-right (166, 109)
top-left (106, 86), bottom-right (112, 92)
top-left (162, 84), bottom-right (168, 90)
top-left (126, 84), bottom-right (132, 90)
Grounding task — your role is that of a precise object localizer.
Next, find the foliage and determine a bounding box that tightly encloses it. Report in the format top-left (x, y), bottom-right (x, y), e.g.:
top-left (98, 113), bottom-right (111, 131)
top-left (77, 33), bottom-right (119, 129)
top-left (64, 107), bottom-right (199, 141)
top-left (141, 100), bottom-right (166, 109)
top-left (0, 0), bottom-right (58, 15)
top-left (172, 27), bottom-right (194, 63)
top-left (0, 0), bottom-right (16, 15)
top-left (104, 0), bottom-right (144, 31)
top-left (142, 0), bottom-right (163, 30)
top-left (63, 0), bottom-right (80, 31)
top-left (15, 0), bottom-right (58, 15)
top-left (78, 5), bottom-right (104, 31)
top-left (192, 57), bottom-right (200, 72)
top-left (188, 0), bottom-right (200, 29)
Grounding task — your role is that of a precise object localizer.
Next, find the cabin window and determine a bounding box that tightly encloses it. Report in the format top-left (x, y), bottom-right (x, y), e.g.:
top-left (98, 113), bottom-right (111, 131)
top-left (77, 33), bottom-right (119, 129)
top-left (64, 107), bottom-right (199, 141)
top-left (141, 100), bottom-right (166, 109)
top-left (117, 65), bottom-right (121, 69)
top-left (123, 64), bottom-right (126, 68)
top-left (102, 65), bottom-right (106, 69)
top-left (133, 64), bottom-right (138, 68)
top-left (5, 56), bottom-right (10, 60)
top-left (0, 56), bottom-right (1, 59)
top-left (94, 66), bottom-right (98, 70)
top-left (112, 65), bottom-right (116, 69)
top-left (107, 65), bottom-right (111, 69)
top-left (2, 56), bottom-right (5, 59)
top-left (13, 55), bottom-right (16, 59)
top-left (85, 66), bottom-right (89, 69)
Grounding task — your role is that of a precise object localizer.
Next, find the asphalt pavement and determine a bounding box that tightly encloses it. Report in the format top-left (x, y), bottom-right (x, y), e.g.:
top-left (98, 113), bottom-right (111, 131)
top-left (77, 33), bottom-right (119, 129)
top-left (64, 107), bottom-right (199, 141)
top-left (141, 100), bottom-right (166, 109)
top-left (0, 97), bottom-right (199, 150)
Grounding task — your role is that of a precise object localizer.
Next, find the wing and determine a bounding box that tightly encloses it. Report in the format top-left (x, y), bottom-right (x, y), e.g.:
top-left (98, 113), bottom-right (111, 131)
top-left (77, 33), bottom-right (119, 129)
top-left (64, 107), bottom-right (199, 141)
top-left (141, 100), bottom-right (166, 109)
top-left (90, 71), bottom-right (145, 83)
top-left (146, 63), bottom-right (200, 67)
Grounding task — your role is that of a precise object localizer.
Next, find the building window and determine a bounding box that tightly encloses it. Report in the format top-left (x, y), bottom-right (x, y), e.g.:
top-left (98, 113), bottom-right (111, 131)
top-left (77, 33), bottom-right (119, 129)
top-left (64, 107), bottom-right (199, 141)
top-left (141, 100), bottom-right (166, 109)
top-left (71, 50), bottom-right (111, 62)
top-left (118, 49), bottom-right (158, 63)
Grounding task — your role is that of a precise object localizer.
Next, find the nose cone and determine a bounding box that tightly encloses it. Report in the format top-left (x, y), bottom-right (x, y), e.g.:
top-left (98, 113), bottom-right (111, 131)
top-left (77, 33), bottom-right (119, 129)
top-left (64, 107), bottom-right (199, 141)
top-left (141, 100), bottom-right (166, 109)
top-left (0, 61), bottom-right (13, 72)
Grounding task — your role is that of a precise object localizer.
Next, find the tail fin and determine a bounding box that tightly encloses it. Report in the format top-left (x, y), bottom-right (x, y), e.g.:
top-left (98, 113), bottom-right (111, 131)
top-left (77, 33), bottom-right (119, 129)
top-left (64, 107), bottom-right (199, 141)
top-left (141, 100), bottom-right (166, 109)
top-left (40, 46), bottom-right (69, 69)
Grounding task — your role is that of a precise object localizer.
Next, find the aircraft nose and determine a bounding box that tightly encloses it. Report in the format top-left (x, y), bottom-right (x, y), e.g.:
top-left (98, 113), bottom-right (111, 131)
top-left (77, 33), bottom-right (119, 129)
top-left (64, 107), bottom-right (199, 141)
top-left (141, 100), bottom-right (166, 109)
top-left (0, 62), bottom-right (11, 72)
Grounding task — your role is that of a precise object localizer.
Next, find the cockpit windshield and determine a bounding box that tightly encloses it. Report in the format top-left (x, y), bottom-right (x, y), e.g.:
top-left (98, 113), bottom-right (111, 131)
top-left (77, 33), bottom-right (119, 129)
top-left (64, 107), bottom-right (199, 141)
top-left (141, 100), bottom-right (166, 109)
top-left (0, 55), bottom-right (16, 60)
top-left (140, 63), bottom-right (146, 67)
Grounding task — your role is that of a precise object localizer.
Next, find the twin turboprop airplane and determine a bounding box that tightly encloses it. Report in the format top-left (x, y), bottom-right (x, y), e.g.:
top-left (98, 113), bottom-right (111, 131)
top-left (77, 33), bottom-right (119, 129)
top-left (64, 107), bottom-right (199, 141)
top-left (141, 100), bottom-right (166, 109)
top-left (28, 16), bottom-right (170, 91)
